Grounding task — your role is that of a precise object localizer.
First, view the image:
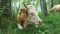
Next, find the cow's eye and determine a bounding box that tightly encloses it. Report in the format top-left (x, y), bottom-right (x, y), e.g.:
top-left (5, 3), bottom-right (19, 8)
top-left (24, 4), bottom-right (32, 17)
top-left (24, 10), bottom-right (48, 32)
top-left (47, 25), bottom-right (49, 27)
top-left (31, 12), bottom-right (34, 16)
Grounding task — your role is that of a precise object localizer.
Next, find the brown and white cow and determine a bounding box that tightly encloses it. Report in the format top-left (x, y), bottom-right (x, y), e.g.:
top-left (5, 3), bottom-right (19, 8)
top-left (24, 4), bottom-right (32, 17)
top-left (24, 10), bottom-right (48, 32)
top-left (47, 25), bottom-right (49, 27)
top-left (49, 4), bottom-right (60, 12)
top-left (17, 5), bottom-right (42, 29)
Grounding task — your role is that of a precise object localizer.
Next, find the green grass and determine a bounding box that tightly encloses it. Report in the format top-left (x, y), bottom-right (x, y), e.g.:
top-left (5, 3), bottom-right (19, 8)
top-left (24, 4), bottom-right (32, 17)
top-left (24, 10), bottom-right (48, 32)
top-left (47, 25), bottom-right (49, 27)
top-left (0, 12), bottom-right (60, 34)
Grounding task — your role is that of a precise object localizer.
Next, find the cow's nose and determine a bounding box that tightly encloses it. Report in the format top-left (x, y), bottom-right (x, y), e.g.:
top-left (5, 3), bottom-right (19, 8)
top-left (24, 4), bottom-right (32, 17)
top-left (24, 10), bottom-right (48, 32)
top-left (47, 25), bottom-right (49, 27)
top-left (39, 21), bottom-right (42, 24)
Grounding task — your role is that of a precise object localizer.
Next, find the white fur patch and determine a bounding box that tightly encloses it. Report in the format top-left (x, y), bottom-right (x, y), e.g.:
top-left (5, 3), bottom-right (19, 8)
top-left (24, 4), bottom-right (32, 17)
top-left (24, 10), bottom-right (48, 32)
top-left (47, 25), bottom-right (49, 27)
top-left (18, 24), bottom-right (23, 29)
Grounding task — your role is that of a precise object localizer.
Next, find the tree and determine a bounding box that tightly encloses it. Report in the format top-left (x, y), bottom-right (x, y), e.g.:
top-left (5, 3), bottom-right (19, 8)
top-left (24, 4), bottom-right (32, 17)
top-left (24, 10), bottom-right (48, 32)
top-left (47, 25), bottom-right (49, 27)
top-left (18, 0), bottom-right (20, 11)
top-left (50, 0), bottom-right (54, 8)
top-left (1, 0), bottom-right (11, 18)
top-left (40, 0), bottom-right (48, 16)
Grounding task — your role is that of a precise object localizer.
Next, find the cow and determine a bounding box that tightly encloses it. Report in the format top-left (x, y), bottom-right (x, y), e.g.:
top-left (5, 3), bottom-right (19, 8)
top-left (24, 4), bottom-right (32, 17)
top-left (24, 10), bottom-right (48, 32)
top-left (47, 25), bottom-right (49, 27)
top-left (49, 4), bottom-right (60, 12)
top-left (17, 5), bottom-right (42, 29)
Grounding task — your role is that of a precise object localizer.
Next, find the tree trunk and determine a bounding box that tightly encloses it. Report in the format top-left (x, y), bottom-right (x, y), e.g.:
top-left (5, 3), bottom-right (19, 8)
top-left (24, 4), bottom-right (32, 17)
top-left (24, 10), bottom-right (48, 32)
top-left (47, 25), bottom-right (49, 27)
top-left (1, 0), bottom-right (11, 18)
top-left (40, 0), bottom-right (48, 16)
top-left (50, 0), bottom-right (53, 8)
top-left (18, 0), bottom-right (20, 10)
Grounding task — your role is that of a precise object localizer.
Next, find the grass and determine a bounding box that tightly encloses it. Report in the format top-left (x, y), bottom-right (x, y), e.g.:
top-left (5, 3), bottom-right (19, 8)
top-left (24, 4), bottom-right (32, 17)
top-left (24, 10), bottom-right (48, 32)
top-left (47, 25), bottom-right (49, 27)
top-left (0, 12), bottom-right (60, 34)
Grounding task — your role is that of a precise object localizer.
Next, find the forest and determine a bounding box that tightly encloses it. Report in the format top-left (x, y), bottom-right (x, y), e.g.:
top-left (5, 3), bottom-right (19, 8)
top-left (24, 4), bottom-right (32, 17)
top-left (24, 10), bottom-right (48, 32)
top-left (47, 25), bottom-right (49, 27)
top-left (0, 0), bottom-right (60, 34)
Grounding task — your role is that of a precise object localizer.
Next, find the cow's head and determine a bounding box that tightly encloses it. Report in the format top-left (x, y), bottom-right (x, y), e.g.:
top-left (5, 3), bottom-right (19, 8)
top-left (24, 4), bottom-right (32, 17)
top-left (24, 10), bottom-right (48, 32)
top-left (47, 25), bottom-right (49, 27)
top-left (26, 5), bottom-right (42, 26)
top-left (17, 5), bottom-right (42, 29)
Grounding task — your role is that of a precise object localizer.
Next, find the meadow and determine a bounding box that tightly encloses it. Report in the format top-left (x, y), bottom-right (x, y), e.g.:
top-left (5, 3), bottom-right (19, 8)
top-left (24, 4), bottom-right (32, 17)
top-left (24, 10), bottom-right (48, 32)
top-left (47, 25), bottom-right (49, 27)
top-left (0, 12), bottom-right (60, 34)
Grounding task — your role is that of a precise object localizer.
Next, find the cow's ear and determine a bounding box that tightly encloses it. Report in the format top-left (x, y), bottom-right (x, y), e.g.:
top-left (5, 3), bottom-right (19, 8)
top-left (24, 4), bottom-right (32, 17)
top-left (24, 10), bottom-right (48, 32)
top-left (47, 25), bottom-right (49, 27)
top-left (19, 12), bottom-right (21, 15)
top-left (20, 9), bottom-right (24, 13)
top-left (20, 9), bottom-right (23, 11)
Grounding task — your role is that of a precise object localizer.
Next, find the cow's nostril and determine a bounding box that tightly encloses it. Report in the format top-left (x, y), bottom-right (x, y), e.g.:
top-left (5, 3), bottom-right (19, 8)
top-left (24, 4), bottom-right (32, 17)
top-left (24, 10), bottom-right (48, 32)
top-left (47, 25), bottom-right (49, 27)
top-left (39, 21), bottom-right (40, 23)
top-left (39, 21), bottom-right (42, 24)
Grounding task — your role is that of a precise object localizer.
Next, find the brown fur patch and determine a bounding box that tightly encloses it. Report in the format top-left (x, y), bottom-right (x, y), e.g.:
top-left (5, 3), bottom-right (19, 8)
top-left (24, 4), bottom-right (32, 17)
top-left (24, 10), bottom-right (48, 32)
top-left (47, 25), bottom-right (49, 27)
top-left (17, 8), bottom-right (28, 28)
top-left (20, 8), bottom-right (28, 17)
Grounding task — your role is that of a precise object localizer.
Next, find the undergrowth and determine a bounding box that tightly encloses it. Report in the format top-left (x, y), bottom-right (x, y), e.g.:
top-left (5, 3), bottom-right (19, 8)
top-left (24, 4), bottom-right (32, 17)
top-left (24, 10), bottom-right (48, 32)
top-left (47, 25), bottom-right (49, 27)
top-left (0, 12), bottom-right (60, 34)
